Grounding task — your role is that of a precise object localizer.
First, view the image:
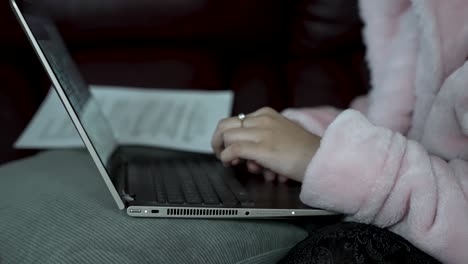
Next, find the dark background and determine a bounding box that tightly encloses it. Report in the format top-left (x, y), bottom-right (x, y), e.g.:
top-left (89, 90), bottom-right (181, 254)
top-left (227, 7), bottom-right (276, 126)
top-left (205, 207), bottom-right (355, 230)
top-left (0, 0), bottom-right (369, 165)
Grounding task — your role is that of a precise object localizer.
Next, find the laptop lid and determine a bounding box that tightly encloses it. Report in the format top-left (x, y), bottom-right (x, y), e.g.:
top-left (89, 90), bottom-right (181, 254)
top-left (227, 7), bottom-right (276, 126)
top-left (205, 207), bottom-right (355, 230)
top-left (11, 0), bottom-right (126, 209)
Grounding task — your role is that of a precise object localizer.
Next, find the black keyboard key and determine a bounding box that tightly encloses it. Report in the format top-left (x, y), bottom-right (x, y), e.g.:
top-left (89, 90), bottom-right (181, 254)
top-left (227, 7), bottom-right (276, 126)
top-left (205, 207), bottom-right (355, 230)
top-left (129, 157), bottom-right (255, 207)
top-left (214, 163), bottom-right (254, 207)
top-left (151, 163), bottom-right (167, 204)
top-left (199, 163), bottom-right (238, 206)
top-left (186, 162), bottom-right (220, 205)
top-left (175, 164), bottom-right (203, 204)
top-left (161, 163), bottom-right (185, 204)
top-left (224, 176), bottom-right (254, 206)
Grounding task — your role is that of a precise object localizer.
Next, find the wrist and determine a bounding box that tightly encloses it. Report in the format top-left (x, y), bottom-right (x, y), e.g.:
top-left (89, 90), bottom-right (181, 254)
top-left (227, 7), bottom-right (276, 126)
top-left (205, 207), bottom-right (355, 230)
top-left (295, 133), bottom-right (321, 182)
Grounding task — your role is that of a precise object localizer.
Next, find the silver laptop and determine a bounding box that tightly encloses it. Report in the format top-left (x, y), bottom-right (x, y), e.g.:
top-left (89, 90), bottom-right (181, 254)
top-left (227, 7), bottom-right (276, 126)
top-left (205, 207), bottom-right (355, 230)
top-left (11, 0), bottom-right (334, 218)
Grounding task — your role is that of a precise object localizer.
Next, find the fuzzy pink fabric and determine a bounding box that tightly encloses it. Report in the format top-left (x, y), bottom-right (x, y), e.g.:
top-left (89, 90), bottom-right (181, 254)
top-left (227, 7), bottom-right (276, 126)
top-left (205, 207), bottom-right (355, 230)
top-left (282, 0), bottom-right (468, 263)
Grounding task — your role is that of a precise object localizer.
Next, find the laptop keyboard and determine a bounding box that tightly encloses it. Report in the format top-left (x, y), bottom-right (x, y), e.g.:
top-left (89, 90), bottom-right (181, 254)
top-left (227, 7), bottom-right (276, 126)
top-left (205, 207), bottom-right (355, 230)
top-left (126, 159), bottom-right (253, 207)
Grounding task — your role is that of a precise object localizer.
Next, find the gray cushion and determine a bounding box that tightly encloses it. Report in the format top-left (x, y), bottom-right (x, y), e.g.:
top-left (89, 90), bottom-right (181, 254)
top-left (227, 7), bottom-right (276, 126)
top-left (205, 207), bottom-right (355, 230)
top-left (0, 150), bottom-right (307, 264)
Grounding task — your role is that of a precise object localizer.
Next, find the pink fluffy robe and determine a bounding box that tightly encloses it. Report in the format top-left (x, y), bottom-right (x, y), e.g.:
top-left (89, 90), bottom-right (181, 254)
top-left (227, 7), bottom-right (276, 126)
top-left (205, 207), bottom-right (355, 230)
top-left (282, 0), bottom-right (468, 263)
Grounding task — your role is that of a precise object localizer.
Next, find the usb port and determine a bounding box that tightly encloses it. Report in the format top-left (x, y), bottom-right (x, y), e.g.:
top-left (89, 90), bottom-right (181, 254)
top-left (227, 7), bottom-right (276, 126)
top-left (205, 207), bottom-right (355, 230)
top-left (129, 209), bottom-right (142, 213)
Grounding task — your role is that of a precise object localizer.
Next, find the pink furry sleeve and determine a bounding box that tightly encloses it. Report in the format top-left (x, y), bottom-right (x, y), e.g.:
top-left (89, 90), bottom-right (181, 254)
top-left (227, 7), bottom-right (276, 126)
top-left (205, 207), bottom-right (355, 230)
top-left (280, 95), bottom-right (368, 137)
top-left (359, 0), bottom-right (418, 134)
top-left (281, 107), bottom-right (341, 137)
top-left (300, 109), bottom-right (468, 264)
top-left (454, 63), bottom-right (468, 136)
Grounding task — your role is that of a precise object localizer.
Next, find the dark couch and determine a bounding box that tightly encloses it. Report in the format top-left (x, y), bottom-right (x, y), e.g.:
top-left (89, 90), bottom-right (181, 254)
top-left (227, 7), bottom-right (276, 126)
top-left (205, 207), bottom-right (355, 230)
top-left (0, 0), bottom-right (368, 164)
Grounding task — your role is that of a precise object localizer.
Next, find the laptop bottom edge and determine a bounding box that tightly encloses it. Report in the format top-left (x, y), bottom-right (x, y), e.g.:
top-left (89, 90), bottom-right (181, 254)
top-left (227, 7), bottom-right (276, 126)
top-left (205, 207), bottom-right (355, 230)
top-left (127, 206), bottom-right (337, 218)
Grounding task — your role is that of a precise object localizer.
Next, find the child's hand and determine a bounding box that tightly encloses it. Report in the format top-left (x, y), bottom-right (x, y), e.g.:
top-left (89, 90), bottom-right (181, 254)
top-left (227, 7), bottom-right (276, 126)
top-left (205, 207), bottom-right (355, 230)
top-left (211, 107), bottom-right (321, 182)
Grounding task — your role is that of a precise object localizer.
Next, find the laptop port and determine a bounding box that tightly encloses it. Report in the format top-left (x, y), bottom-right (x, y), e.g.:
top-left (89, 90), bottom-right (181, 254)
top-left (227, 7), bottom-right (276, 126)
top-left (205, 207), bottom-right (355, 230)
top-left (151, 210), bottom-right (159, 214)
top-left (129, 209), bottom-right (142, 213)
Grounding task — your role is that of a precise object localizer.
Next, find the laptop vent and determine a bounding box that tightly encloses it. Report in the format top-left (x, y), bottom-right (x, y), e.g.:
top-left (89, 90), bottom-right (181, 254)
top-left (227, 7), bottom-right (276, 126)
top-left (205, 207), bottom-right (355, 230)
top-left (167, 208), bottom-right (239, 216)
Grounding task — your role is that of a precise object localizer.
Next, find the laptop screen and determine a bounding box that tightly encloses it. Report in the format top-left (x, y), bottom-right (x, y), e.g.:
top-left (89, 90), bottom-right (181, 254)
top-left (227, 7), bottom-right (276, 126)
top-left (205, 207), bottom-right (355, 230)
top-left (19, 6), bottom-right (117, 164)
top-left (12, 0), bottom-right (125, 208)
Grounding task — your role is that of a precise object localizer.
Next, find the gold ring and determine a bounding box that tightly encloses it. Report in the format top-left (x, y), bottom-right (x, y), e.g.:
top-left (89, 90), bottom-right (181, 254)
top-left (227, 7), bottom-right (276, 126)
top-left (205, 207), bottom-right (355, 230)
top-left (238, 113), bottom-right (246, 128)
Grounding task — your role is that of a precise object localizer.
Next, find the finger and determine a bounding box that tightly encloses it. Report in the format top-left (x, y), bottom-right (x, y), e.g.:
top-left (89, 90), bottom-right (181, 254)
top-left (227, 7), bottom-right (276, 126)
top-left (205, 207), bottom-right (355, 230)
top-left (263, 170), bottom-right (276, 182)
top-left (220, 142), bottom-right (268, 165)
top-left (249, 107), bottom-right (278, 117)
top-left (239, 107), bottom-right (283, 131)
top-left (247, 160), bottom-right (262, 174)
top-left (211, 117), bottom-right (243, 157)
top-left (223, 128), bottom-right (266, 147)
top-left (242, 115), bottom-right (276, 129)
top-left (278, 175), bottom-right (289, 183)
top-left (231, 158), bottom-right (241, 166)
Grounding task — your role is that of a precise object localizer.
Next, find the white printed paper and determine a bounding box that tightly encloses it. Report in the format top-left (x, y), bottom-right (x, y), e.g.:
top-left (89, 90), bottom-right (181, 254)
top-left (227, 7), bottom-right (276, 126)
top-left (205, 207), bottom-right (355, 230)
top-left (15, 85), bottom-right (233, 153)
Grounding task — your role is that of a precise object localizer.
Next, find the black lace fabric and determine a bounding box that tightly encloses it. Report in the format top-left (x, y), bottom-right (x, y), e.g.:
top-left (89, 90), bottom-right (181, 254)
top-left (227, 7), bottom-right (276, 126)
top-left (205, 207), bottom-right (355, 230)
top-left (278, 222), bottom-right (441, 264)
